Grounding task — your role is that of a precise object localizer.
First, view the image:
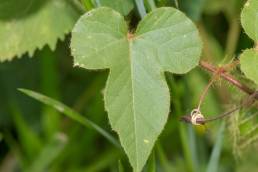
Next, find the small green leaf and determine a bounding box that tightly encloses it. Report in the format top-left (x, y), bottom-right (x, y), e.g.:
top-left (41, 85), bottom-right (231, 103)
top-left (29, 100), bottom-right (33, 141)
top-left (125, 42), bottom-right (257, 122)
top-left (96, 0), bottom-right (134, 16)
top-left (0, 0), bottom-right (80, 61)
top-left (71, 7), bottom-right (202, 171)
top-left (241, 0), bottom-right (258, 41)
top-left (240, 49), bottom-right (258, 85)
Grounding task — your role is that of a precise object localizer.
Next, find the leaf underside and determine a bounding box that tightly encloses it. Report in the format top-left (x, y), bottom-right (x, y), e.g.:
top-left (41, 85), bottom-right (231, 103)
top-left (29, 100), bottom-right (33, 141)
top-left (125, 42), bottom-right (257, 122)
top-left (71, 7), bottom-right (202, 171)
top-left (0, 0), bottom-right (80, 61)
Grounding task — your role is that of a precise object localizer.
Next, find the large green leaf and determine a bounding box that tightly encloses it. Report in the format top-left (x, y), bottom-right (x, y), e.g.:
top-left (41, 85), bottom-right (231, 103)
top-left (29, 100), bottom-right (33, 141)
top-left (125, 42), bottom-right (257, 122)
top-left (240, 49), bottom-right (258, 85)
top-left (71, 7), bottom-right (202, 171)
top-left (241, 0), bottom-right (258, 41)
top-left (0, 0), bottom-right (81, 61)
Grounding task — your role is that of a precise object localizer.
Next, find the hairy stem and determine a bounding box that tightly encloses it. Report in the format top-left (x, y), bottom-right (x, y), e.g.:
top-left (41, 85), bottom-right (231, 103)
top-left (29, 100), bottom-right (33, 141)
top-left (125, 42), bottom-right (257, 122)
top-left (199, 61), bottom-right (258, 100)
top-left (197, 74), bottom-right (217, 110)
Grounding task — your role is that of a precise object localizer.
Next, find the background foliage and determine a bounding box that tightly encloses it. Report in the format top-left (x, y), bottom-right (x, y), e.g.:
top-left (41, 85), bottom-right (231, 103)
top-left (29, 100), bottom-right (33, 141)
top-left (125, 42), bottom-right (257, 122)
top-left (0, 0), bottom-right (258, 172)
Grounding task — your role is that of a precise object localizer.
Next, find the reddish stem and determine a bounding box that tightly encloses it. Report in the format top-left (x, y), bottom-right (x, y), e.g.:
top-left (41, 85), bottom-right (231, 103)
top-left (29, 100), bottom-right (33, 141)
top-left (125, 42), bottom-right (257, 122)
top-left (197, 74), bottom-right (217, 110)
top-left (199, 61), bottom-right (258, 100)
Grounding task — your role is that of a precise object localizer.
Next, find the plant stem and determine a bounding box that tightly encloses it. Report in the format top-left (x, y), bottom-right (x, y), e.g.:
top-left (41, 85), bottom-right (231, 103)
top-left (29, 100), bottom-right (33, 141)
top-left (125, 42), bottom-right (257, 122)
top-left (197, 73), bottom-right (217, 110)
top-left (199, 61), bottom-right (258, 100)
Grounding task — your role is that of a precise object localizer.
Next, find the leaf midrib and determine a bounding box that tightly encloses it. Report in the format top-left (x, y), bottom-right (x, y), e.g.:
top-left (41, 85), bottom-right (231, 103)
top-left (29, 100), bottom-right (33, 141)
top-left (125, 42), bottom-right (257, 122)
top-left (128, 39), bottom-right (139, 170)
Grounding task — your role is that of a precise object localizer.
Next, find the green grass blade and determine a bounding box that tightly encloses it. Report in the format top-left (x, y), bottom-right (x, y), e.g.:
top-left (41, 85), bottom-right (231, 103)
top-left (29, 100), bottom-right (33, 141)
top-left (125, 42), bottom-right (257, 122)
top-left (83, 148), bottom-right (121, 171)
top-left (26, 133), bottom-right (67, 172)
top-left (81, 0), bottom-right (95, 10)
top-left (174, 0), bottom-right (179, 9)
top-left (0, 132), bottom-right (3, 142)
top-left (135, 0), bottom-right (147, 18)
top-left (145, 0), bottom-right (156, 11)
top-left (40, 47), bottom-right (61, 140)
top-left (156, 142), bottom-right (173, 171)
top-left (179, 124), bottom-right (197, 172)
top-left (10, 103), bottom-right (42, 161)
top-left (206, 122), bottom-right (225, 172)
top-left (18, 88), bottom-right (120, 148)
top-left (146, 151), bottom-right (156, 172)
top-left (118, 160), bottom-right (124, 172)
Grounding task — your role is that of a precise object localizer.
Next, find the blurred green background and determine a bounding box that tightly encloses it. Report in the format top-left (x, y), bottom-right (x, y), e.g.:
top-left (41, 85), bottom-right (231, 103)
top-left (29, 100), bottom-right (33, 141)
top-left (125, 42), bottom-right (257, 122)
top-left (0, 0), bottom-right (258, 171)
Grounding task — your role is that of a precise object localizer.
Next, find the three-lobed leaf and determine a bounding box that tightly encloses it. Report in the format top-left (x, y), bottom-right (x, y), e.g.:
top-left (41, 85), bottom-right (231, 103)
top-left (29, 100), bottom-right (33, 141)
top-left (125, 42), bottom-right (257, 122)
top-left (0, 0), bottom-right (81, 61)
top-left (71, 7), bottom-right (202, 171)
top-left (240, 0), bottom-right (258, 85)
